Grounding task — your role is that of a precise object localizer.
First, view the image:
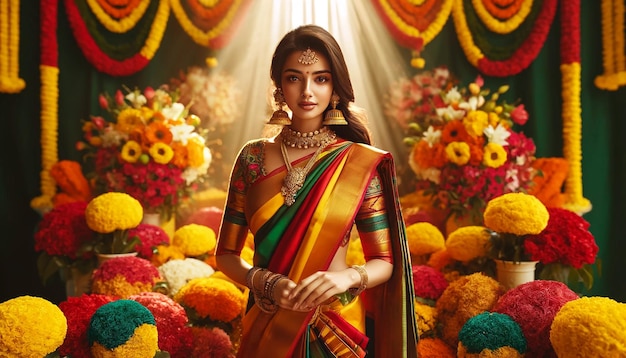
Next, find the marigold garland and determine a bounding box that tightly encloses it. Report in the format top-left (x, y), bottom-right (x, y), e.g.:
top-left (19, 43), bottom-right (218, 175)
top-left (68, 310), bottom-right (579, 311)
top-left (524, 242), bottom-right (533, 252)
top-left (31, 0), bottom-right (60, 214)
top-left (452, 0), bottom-right (557, 76)
top-left (63, 0), bottom-right (169, 76)
top-left (170, 0), bottom-right (252, 49)
top-left (471, 0), bottom-right (533, 34)
top-left (370, 0), bottom-right (453, 66)
top-left (86, 0), bottom-right (149, 33)
top-left (595, 0), bottom-right (626, 90)
top-left (560, 0), bottom-right (591, 214)
top-left (0, 0), bottom-right (25, 93)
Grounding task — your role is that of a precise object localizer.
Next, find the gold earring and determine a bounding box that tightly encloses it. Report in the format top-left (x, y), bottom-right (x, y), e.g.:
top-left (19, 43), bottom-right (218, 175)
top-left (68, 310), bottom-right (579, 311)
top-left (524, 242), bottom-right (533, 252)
top-left (323, 93), bottom-right (348, 125)
top-left (268, 88), bottom-right (292, 125)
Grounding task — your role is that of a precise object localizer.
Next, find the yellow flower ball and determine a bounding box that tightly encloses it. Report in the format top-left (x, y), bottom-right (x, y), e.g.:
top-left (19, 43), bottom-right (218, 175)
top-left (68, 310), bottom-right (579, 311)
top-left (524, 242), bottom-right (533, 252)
top-left (173, 224), bottom-right (217, 256)
top-left (483, 193), bottom-right (549, 235)
top-left (550, 297), bottom-right (626, 357)
top-left (406, 222), bottom-right (445, 256)
top-left (446, 226), bottom-right (491, 262)
top-left (85, 192), bottom-right (143, 233)
top-left (0, 296), bottom-right (67, 357)
top-left (414, 301), bottom-right (438, 338)
top-left (91, 324), bottom-right (158, 358)
top-left (174, 277), bottom-right (245, 322)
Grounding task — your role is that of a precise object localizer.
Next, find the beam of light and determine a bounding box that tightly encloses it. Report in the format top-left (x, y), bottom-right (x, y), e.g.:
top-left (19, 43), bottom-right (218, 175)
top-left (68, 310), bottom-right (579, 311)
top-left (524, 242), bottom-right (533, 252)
top-left (214, 0), bottom-right (410, 165)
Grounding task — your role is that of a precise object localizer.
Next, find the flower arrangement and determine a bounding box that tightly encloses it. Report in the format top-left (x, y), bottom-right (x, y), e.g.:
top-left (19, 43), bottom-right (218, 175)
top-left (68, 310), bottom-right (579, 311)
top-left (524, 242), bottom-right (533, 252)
top-left (0, 296), bottom-right (68, 357)
top-left (174, 276), bottom-right (245, 325)
top-left (58, 294), bottom-right (116, 358)
top-left (158, 258), bottom-right (216, 296)
top-left (129, 292), bottom-right (193, 358)
top-left (483, 192), bottom-right (549, 263)
top-left (84, 192), bottom-right (143, 255)
top-left (91, 256), bottom-right (163, 299)
top-left (34, 201), bottom-right (95, 283)
top-left (78, 84), bottom-right (212, 220)
top-left (88, 299), bottom-right (159, 357)
top-left (524, 207), bottom-right (599, 290)
top-left (386, 67), bottom-right (536, 224)
top-left (172, 223), bottom-right (217, 258)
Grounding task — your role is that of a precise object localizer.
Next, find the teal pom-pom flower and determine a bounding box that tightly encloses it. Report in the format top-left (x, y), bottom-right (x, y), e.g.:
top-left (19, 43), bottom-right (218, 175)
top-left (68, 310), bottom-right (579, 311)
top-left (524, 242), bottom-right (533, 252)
top-left (458, 312), bottom-right (526, 354)
top-left (88, 299), bottom-right (156, 349)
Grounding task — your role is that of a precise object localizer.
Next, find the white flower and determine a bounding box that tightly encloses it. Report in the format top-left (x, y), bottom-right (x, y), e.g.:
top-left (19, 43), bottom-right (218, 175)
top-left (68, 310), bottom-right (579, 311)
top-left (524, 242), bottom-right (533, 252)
top-left (422, 126), bottom-right (441, 147)
top-left (419, 167), bottom-right (441, 184)
top-left (484, 124), bottom-right (511, 146)
top-left (125, 91), bottom-right (146, 108)
top-left (458, 95), bottom-right (485, 111)
top-left (158, 258), bottom-right (215, 296)
top-left (161, 102), bottom-right (185, 121)
top-left (443, 86), bottom-right (462, 104)
top-left (505, 168), bottom-right (520, 192)
top-left (169, 123), bottom-right (196, 145)
top-left (436, 105), bottom-right (466, 121)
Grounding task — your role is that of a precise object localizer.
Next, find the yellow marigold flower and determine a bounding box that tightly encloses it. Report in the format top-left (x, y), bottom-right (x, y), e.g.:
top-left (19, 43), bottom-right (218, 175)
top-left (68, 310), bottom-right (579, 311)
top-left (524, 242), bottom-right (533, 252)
top-left (550, 297), bottom-right (626, 357)
top-left (488, 112), bottom-right (500, 127)
top-left (92, 275), bottom-right (156, 299)
top-left (406, 222), bottom-right (445, 256)
top-left (121, 140), bottom-right (142, 163)
top-left (0, 296), bottom-right (67, 358)
top-left (483, 193), bottom-right (549, 235)
top-left (436, 273), bottom-right (504, 348)
top-left (187, 137), bottom-right (206, 168)
top-left (415, 301), bottom-right (438, 338)
top-left (463, 110), bottom-right (489, 137)
top-left (116, 108), bottom-right (144, 133)
top-left (174, 277), bottom-right (245, 322)
top-left (148, 142), bottom-right (174, 164)
top-left (85, 192), bottom-right (143, 233)
top-left (240, 245), bottom-right (255, 266)
top-left (445, 142), bottom-right (471, 165)
top-left (446, 226), bottom-right (491, 262)
top-left (173, 224), bottom-right (216, 256)
top-left (483, 142), bottom-right (508, 168)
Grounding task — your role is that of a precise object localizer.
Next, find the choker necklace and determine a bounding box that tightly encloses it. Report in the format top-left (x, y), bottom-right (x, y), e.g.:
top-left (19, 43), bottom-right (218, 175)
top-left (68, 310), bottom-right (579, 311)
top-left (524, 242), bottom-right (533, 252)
top-left (281, 126), bottom-right (336, 149)
top-left (280, 140), bottom-right (330, 206)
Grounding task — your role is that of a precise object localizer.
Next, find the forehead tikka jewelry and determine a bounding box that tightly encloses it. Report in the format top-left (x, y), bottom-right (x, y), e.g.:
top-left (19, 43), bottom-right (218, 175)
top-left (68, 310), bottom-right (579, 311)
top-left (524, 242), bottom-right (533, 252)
top-left (298, 48), bottom-right (319, 65)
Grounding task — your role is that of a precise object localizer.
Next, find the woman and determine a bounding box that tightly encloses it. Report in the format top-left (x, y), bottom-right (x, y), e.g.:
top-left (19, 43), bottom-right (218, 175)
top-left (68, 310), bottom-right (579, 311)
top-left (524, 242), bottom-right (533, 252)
top-left (216, 24), bottom-right (418, 357)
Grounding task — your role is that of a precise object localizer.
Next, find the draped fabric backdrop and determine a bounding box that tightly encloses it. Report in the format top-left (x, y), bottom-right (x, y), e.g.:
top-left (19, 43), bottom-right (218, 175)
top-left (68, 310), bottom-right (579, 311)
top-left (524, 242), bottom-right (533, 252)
top-left (1, 1), bottom-right (624, 303)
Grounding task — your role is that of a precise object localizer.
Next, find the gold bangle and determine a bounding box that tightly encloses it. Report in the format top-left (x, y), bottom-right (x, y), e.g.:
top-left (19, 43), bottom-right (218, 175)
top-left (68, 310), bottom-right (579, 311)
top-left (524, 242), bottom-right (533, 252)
top-left (349, 265), bottom-right (368, 296)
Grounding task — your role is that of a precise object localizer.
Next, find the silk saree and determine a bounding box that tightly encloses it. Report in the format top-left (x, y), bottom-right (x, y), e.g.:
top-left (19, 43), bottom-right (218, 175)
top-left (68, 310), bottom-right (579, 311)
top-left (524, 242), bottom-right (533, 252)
top-left (220, 140), bottom-right (418, 357)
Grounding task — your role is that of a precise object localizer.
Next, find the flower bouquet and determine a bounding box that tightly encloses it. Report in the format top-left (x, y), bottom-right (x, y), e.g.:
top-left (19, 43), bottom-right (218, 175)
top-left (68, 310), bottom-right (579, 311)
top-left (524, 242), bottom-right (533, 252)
top-left (524, 207), bottom-right (599, 290)
top-left (78, 85), bottom-right (212, 221)
top-left (386, 67), bottom-right (536, 226)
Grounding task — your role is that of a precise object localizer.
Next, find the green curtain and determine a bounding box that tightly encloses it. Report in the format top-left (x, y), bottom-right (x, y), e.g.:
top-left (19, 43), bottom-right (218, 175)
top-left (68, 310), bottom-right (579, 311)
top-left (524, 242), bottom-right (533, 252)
top-left (1, 1), bottom-right (624, 303)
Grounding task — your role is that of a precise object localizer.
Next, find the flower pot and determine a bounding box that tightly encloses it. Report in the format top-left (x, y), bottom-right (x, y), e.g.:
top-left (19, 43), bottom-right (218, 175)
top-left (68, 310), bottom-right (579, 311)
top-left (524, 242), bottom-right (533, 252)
top-left (96, 252), bottom-right (138, 267)
top-left (494, 259), bottom-right (539, 290)
top-left (142, 212), bottom-right (176, 239)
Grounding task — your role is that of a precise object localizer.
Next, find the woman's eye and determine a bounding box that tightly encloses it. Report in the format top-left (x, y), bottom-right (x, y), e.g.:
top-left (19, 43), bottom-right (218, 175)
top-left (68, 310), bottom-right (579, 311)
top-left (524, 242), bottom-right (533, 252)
top-left (316, 76), bottom-right (330, 83)
top-left (287, 75), bottom-right (299, 82)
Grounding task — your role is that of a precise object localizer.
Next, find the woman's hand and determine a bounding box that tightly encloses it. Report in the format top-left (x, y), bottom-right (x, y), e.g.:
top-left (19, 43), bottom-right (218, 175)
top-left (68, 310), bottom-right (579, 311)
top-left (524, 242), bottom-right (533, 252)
top-left (287, 270), bottom-right (359, 311)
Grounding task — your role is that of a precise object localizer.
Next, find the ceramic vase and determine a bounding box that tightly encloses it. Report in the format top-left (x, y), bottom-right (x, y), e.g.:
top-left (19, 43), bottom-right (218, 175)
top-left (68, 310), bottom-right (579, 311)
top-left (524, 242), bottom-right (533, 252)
top-left (142, 212), bottom-right (175, 239)
top-left (96, 252), bottom-right (138, 267)
top-left (494, 259), bottom-right (539, 290)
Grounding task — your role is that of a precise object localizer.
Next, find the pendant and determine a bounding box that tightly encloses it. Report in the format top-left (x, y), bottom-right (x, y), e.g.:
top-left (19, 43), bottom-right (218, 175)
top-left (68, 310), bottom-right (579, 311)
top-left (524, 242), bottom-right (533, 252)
top-left (281, 167), bottom-right (307, 206)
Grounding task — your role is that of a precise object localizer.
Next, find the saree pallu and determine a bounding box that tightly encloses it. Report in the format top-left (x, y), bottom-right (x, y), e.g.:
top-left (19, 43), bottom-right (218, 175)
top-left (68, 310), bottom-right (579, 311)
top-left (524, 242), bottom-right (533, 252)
top-left (237, 142), bottom-right (418, 358)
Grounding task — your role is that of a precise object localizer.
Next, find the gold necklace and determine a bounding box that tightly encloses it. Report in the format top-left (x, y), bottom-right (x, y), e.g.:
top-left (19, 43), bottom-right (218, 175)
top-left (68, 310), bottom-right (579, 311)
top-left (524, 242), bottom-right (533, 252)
top-left (281, 126), bottom-right (336, 149)
top-left (280, 141), bottom-right (327, 206)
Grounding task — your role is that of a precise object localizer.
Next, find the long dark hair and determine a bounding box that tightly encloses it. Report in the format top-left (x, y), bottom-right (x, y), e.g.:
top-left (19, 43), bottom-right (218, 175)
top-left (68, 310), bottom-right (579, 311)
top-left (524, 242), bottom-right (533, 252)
top-left (270, 25), bottom-right (372, 145)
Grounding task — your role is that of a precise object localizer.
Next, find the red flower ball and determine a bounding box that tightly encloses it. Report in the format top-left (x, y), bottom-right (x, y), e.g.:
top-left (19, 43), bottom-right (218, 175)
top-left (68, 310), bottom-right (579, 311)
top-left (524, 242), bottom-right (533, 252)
top-left (493, 280), bottom-right (579, 357)
top-left (412, 265), bottom-right (449, 301)
top-left (34, 201), bottom-right (93, 259)
top-left (57, 294), bottom-right (116, 358)
top-left (128, 224), bottom-right (171, 259)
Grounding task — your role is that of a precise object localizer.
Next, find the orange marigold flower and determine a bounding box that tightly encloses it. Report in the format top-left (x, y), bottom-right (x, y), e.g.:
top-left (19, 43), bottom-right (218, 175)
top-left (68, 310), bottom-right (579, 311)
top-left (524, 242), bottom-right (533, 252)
top-left (144, 121), bottom-right (173, 145)
top-left (170, 142), bottom-right (189, 168)
top-left (174, 277), bottom-right (245, 322)
top-left (441, 119), bottom-right (470, 144)
top-left (187, 137), bottom-right (206, 168)
top-left (116, 108), bottom-right (144, 134)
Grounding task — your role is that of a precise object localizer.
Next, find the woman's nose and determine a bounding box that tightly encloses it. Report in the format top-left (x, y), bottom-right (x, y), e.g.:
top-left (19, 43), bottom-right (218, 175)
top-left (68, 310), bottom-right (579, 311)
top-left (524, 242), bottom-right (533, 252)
top-left (302, 78), bottom-right (313, 98)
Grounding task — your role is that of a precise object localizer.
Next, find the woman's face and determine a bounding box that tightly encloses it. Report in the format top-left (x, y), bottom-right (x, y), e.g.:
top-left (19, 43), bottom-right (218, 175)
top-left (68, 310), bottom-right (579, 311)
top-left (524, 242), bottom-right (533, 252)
top-left (280, 49), bottom-right (333, 126)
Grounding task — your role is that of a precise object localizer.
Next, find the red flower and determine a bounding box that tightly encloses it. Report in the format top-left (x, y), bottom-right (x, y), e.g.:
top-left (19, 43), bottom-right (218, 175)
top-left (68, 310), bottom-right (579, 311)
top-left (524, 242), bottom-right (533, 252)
top-left (58, 294), bottom-right (116, 358)
top-left (34, 201), bottom-right (93, 259)
top-left (510, 104), bottom-right (529, 125)
top-left (128, 224), bottom-right (171, 259)
top-left (524, 207), bottom-right (598, 268)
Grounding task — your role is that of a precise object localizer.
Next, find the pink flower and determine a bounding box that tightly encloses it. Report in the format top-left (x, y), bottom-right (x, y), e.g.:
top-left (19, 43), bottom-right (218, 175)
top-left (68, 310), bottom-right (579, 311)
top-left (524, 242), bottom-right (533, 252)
top-left (98, 94), bottom-right (108, 110)
top-left (511, 104), bottom-right (529, 125)
top-left (114, 89), bottom-right (125, 106)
